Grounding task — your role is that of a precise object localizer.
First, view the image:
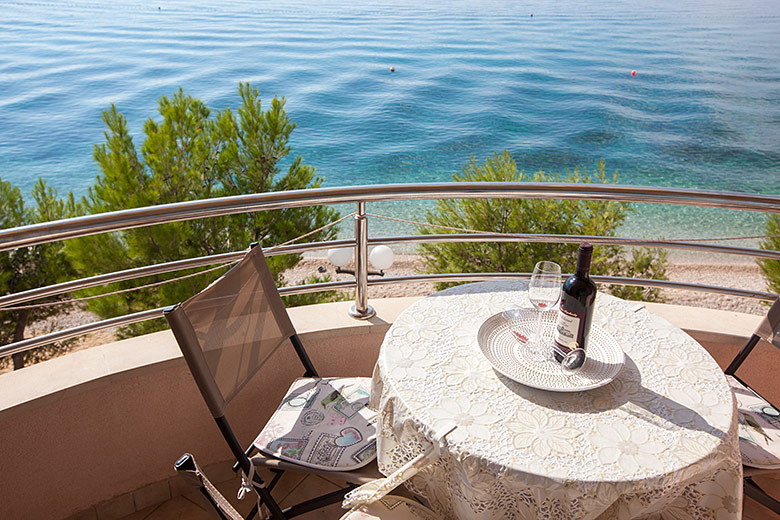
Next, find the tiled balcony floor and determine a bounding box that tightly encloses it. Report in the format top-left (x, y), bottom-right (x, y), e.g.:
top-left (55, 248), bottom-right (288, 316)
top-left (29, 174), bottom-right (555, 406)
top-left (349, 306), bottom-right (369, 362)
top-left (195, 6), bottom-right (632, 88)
top-left (121, 469), bottom-right (363, 520)
top-left (120, 469), bottom-right (778, 520)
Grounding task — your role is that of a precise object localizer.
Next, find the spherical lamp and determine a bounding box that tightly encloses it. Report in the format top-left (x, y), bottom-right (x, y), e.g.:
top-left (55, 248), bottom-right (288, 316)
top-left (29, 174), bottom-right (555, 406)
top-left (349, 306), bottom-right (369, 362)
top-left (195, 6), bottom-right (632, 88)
top-left (369, 245), bottom-right (394, 271)
top-left (327, 247), bottom-right (353, 268)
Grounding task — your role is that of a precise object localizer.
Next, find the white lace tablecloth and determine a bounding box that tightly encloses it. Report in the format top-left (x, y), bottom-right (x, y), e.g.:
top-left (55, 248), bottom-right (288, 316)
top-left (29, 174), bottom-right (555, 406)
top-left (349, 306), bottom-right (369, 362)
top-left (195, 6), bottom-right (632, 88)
top-left (371, 281), bottom-right (743, 520)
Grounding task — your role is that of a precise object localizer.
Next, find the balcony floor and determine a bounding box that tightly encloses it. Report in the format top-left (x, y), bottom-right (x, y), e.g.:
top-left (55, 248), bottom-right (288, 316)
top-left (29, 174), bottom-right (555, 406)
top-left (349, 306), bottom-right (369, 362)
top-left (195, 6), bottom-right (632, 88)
top-left (120, 469), bottom-right (350, 520)
top-left (119, 469), bottom-right (778, 520)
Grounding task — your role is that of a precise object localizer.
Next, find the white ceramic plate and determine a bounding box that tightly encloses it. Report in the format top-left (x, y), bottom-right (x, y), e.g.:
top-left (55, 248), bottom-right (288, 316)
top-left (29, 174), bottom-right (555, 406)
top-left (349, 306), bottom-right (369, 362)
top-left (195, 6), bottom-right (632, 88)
top-left (477, 309), bottom-right (625, 392)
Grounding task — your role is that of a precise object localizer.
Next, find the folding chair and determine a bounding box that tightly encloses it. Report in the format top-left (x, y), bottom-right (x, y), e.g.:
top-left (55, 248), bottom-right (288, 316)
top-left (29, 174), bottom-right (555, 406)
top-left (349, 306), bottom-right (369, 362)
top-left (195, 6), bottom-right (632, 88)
top-left (173, 428), bottom-right (456, 520)
top-left (174, 452), bottom-right (441, 520)
top-left (165, 244), bottom-right (381, 519)
top-left (724, 295), bottom-right (780, 515)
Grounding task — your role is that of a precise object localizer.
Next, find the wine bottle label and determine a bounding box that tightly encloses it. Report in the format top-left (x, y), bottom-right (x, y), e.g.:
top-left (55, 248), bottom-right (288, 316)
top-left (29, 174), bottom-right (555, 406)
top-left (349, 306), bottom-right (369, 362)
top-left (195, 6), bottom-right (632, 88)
top-left (553, 307), bottom-right (581, 353)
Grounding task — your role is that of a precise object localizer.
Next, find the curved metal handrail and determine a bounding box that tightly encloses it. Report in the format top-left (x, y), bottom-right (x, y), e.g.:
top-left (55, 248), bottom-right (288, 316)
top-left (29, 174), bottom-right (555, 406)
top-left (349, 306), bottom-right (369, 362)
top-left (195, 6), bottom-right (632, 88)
top-left (1, 182), bottom-right (778, 359)
top-left (0, 272), bottom-right (773, 358)
top-left (2, 183), bottom-right (779, 252)
top-left (0, 240), bottom-right (355, 309)
top-left (384, 234), bottom-right (780, 259)
top-left (2, 233), bottom-right (777, 310)
top-left (0, 308), bottom-right (166, 359)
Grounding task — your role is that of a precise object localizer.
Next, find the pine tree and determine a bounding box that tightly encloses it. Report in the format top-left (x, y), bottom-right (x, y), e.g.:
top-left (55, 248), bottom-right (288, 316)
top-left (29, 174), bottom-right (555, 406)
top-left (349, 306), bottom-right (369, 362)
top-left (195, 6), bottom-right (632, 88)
top-left (759, 214), bottom-right (780, 294)
top-left (0, 178), bottom-right (75, 369)
top-left (67, 83), bottom-right (339, 336)
top-left (418, 152), bottom-right (668, 301)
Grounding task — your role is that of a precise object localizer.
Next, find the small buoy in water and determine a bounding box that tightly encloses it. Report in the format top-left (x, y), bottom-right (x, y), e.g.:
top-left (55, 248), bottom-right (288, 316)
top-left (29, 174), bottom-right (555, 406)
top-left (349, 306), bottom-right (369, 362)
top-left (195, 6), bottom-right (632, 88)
top-left (390, 66), bottom-right (395, 72)
top-left (530, 13), bottom-right (533, 17)
top-left (631, 70), bottom-right (636, 76)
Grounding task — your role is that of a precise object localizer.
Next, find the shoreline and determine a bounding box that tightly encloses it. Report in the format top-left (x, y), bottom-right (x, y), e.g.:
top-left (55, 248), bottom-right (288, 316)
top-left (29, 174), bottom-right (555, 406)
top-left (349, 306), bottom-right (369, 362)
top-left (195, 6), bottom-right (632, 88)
top-left (287, 254), bottom-right (770, 315)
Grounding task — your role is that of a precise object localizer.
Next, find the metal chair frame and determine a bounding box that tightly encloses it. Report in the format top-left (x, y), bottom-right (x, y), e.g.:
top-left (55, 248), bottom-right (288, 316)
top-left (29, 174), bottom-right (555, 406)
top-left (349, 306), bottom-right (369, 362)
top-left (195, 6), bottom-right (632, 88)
top-left (724, 296), bottom-right (780, 515)
top-left (165, 244), bottom-right (366, 520)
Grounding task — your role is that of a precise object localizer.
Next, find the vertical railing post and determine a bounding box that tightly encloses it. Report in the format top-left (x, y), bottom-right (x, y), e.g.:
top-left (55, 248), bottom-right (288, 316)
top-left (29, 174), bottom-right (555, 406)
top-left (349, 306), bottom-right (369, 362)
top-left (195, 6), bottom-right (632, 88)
top-left (349, 202), bottom-right (375, 319)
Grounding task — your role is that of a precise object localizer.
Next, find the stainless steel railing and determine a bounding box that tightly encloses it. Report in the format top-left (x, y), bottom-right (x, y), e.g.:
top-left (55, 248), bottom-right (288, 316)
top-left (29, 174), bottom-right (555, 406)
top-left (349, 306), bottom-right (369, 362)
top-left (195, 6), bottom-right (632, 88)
top-left (1, 182), bottom-right (778, 359)
top-left (3, 183), bottom-right (779, 251)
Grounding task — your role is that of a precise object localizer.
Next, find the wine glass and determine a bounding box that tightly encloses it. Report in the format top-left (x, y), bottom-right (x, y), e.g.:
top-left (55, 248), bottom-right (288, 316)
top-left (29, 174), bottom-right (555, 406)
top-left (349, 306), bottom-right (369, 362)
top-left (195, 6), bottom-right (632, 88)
top-left (527, 261), bottom-right (562, 361)
top-left (551, 343), bottom-right (586, 374)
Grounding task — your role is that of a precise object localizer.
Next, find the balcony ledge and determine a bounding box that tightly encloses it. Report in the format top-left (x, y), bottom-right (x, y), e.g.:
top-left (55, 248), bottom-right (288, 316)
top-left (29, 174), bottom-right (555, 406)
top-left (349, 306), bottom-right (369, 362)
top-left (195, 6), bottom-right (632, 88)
top-left (0, 297), bottom-right (766, 519)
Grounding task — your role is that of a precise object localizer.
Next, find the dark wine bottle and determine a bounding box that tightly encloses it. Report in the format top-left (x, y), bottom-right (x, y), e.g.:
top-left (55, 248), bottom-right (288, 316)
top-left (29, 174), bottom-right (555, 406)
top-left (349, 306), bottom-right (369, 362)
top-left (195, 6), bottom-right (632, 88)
top-left (553, 243), bottom-right (597, 367)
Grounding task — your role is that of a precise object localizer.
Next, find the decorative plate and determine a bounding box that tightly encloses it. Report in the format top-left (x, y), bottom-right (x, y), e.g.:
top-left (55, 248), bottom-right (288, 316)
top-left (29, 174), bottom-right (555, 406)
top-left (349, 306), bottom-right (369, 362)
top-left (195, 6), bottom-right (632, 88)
top-left (477, 309), bottom-right (625, 392)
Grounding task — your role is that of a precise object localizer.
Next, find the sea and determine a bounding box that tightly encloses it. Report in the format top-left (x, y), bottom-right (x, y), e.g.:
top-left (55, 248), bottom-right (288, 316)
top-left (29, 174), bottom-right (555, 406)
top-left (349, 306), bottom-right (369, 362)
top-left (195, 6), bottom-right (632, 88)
top-left (1, 0), bottom-right (779, 250)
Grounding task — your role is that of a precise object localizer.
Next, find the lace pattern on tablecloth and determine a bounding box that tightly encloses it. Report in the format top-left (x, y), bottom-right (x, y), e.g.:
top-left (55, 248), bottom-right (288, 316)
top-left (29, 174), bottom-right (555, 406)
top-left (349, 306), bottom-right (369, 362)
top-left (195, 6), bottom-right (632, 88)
top-left (375, 387), bottom-right (743, 519)
top-left (372, 281), bottom-right (743, 520)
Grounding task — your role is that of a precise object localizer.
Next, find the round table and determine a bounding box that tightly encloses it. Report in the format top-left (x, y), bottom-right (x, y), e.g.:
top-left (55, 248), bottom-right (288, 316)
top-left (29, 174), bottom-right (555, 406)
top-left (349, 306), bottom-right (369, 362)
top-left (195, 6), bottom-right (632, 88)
top-left (371, 281), bottom-right (742, 520)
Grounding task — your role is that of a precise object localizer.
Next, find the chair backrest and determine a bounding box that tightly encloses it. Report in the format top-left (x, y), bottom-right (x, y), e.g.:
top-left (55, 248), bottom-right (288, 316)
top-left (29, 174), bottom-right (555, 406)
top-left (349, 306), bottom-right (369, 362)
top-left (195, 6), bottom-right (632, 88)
top-left (756, 296), bottom-right (780, 348)
top-left (165, 245), bottom-right (298, 418)
top-left (725, 296), bottom-right (780, 376)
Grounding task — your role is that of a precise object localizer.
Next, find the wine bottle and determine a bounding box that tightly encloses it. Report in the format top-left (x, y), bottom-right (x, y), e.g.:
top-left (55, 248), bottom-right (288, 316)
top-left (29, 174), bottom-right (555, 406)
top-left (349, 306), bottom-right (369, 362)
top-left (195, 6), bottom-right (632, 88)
top-left (553, 243), bottom-right (597, 367)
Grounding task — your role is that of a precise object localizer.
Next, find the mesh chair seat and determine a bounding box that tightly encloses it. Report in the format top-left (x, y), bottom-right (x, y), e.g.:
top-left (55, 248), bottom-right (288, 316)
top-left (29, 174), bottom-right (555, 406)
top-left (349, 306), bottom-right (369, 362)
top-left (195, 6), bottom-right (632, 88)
top-left (727, 375), bottom-right (780, 469)
top-left (253, 377), bottom-right (377, 471)
top-left (250, 453), bottom-right (382, 484)
top-left (165, 244), bottom-right (381, 519)
top-left (339, 496), bottom-right (440, 520)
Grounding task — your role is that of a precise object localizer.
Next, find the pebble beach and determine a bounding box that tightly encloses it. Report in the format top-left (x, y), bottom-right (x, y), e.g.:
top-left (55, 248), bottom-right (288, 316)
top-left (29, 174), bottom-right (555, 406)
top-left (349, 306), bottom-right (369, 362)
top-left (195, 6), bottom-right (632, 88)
top-left (284, 254), bottom-right (771, 316)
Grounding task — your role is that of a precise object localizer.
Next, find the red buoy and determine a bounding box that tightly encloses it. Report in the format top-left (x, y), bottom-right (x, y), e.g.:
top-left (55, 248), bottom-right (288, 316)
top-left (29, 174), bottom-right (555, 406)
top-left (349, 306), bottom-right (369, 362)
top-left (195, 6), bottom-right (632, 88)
top-left (631, 70), bottom-right (636, 76)
top-left (390, 66), bottom-right (395, 72)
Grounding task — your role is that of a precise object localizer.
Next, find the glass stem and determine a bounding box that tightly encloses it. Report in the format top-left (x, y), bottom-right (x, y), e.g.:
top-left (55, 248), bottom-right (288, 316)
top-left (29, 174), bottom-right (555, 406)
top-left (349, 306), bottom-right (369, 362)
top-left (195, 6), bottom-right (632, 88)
top-left (534, 309), bottom-right (544, 348)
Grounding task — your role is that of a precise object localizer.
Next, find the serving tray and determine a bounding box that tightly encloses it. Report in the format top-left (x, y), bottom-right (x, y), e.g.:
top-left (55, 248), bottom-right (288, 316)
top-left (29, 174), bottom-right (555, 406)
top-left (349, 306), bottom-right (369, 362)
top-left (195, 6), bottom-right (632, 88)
top-left (477, 309), bottom-right (625, 392)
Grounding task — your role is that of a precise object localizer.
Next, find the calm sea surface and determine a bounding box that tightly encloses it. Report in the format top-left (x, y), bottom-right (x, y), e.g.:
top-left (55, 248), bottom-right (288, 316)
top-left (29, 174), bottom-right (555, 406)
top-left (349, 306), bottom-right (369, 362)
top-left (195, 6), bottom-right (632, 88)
top-left (1, 0), bottom-right (779, 242)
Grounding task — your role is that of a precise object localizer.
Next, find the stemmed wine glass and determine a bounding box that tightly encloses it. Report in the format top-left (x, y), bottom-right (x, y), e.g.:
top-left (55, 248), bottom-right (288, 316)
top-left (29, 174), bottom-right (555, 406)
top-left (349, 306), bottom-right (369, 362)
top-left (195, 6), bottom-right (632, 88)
top-left (552, 343), bottom-right (586, 374)
top-left (527, 261), bottom-right (562, 361)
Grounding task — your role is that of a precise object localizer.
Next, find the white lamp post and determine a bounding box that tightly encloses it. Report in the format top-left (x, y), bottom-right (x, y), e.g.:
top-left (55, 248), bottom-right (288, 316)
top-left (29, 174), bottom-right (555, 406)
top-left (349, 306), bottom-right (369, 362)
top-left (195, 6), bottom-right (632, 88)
top-left (328, 240), bottom-right (393, 321)
top-left (328, 246), bottom-right (393, 276)
top-left (327, 247), bottom-right (353, 268)
top-left (369, 245), bottom-right (394, 272)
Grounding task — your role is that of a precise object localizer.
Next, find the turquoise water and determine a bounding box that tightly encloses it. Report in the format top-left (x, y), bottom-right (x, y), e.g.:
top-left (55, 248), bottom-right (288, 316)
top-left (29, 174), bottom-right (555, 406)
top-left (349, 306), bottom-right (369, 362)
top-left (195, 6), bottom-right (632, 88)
top-left (1, 0), bottom-right (779, 241)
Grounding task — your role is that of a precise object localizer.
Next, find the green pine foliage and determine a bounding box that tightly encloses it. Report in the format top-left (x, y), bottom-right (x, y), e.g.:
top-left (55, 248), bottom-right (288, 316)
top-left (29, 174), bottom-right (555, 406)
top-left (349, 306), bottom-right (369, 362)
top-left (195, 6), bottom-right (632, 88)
top-left (759, 214), bottom-right (780, 294)
top-left (418, 152), bottom-right (668, 301)
top-left (66, 83), bottom-right (340, 337)
top-left (0, 178), bottom-right (76, 369)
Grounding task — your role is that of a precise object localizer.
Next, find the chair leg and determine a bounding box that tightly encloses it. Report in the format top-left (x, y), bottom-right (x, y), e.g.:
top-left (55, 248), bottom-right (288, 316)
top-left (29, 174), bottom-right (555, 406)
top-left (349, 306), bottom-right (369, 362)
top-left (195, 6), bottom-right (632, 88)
top-left (251, 476), bottom-right (288, 520)
top-left (745, 477), bottom-right (780, 516)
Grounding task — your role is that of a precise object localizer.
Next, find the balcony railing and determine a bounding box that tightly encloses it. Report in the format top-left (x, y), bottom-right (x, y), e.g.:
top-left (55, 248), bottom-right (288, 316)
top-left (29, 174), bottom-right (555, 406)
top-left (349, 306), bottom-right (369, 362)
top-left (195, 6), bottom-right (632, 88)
top-left (1, 182), bottom-right (779, 360)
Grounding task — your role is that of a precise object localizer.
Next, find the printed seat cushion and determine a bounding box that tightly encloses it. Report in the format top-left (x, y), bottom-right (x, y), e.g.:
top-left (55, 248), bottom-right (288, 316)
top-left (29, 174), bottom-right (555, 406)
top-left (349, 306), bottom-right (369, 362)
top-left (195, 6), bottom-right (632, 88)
top-left (727, 375), bottom-right (780, 469)
top-left (253, 377), bottom-right (377, 471)
top-left (340, 496), bottom-right (441, 520)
